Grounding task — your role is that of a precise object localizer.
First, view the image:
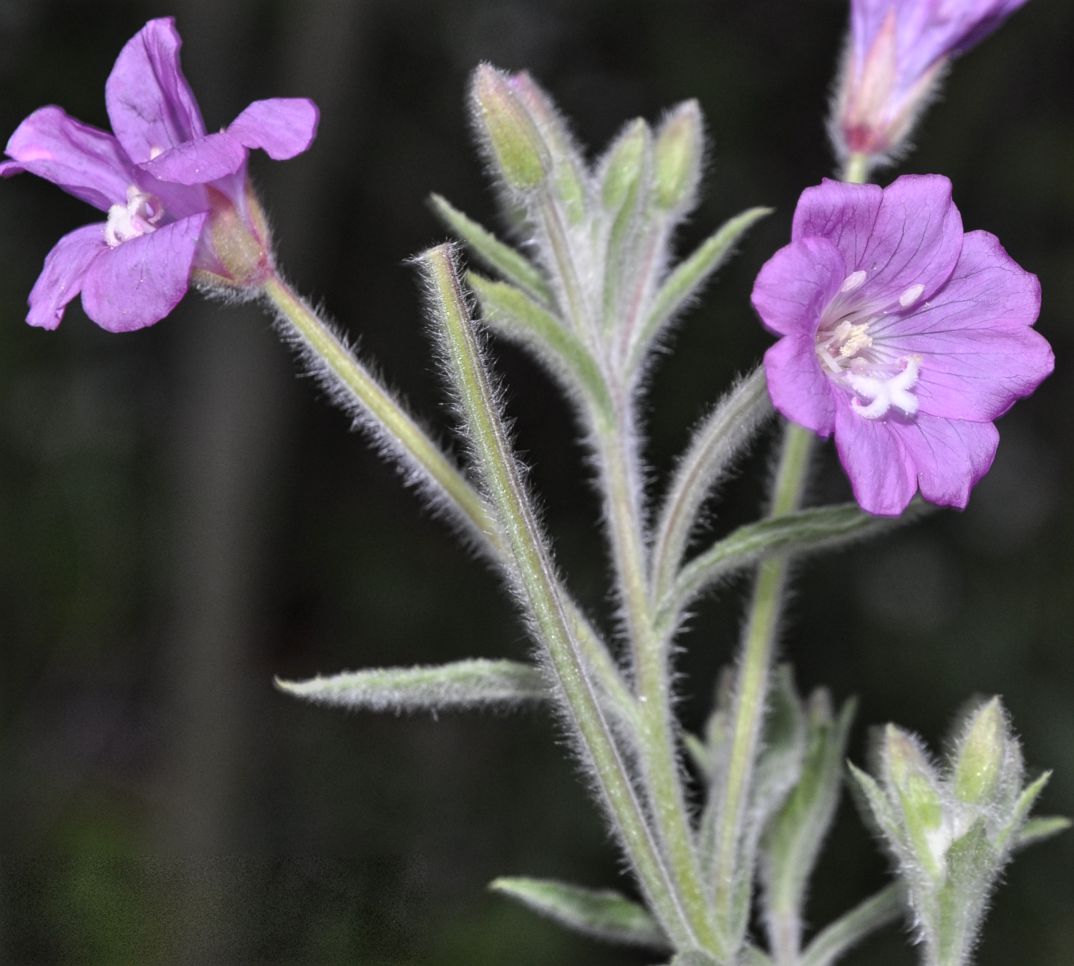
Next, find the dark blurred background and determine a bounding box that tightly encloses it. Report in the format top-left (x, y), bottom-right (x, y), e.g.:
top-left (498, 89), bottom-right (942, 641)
top-left (1, 1), bottom-right (1071, 963)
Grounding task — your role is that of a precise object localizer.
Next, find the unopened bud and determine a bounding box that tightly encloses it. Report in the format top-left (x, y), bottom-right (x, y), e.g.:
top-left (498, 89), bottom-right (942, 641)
top-left (470, 64), bottom-right (550, 191)
top-left (508, 71), bottom-right (587, 221)
top-left (953, 698), bottom-right (1010, 806)
top-left (884, 726), bottom-right (946, 877)
top-left (653, 100), bottom-right (703, 210)
top-left (600, 119), bottom-right (650, 212)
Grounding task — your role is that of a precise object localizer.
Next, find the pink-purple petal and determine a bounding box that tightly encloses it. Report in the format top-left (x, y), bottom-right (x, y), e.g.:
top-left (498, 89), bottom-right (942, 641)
top-left (856, 174), bottom-right (963, 304)
top-left (764, 336), bottom-right (837, 436)
top-left (139, 132), bottom-right (247, 185)
top-left (228, 99), bottom-right (320, 160)
top-left (891, 414), bottom-right (999, 510)
top-left (834, 405), bottom-right (917, 516)
top-left (878, 230), bottom-right (1051, 421)
top-left (791, 179), bottom-right (881, 266)
top-left (81, 212), bottom-right (207, 332)
top-left (105, 17), bottom-right (206, 165)
top-left (751, 235), bottom-right (847, 337)
top-left (26, 223), bottom-right (108, 330)
top-left (1, 106), bottom-right (132, 211)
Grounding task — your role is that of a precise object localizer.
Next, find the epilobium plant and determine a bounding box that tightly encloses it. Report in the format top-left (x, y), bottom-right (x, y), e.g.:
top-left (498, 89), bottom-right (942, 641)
top-left (4, 8), bottom-right (1065, 966)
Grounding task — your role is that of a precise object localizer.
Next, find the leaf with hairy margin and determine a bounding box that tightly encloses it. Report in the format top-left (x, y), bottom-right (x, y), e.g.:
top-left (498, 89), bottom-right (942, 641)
top-left (275, 658), bottom-right (548, 714)
top-left (430, 194), bottom-right (553, 306)
top-left (490, 876), bottom-right (669, 950)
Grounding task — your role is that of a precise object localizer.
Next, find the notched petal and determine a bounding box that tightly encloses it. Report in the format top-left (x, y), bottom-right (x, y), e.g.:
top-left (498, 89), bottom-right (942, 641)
top-left (228, 99), bottom-right (320, 160)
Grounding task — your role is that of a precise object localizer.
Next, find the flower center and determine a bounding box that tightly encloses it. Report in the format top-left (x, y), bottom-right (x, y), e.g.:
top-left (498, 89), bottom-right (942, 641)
top-left (815, 272), bottom-right (925, 421)
top-left (105, 185), bottom-right (164, 248)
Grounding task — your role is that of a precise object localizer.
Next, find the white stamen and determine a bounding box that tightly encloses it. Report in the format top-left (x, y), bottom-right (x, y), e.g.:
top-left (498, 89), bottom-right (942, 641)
top-left (149, 145), bottom-right (165, 160)
top-left (104, 185), bottom-right (164, 249)
top-left (848, 356), bottom-right (921, 420)
top-left (899, 282), bottom-right (925, 308)
top-left (840, 269), bottom-right (867, 293)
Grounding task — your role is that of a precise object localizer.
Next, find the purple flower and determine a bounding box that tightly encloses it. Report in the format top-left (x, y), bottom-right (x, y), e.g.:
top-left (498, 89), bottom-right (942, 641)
top-left (834, 0), bottom-right (1029, 160)
top-left (1, 17), bottom-right (318, 333)
top-left (753, 174), bottom-right (1052, 516)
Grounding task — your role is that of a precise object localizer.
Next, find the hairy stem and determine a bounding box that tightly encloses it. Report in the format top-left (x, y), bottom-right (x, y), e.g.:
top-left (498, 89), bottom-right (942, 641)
top-left (711, 423), bottom-right (814, 938)
top-left (423, 245), bottom-right (707, 952)
top-left (594, 399), bottom-right (718, 952)
top-left (261, 271), bottom-right (637, 733)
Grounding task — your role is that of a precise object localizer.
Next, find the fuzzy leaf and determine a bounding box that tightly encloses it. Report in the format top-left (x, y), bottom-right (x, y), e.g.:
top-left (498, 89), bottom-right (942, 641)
top-left (633, 206), bottom-right (771, 362)
top-left (800, 884), bottom-right (904, 966)
top-left (490, 877), bottom-right (668, 950)
top-left (468, 272), bottom-right (613, 419)
top-left (662, 502), bottom-right (926, 628)
top-left (1015, 815), bottom-right (1071, 849)
top-left (275, 658), bottom-right (548, 713)
top-left (650, 368), bottom-right (773, 601)
top-left (429, 194), bottom-right (553, 305)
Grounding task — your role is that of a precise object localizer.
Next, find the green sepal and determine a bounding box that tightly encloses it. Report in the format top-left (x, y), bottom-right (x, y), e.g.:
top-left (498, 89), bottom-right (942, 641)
top-left (847, 762), bottom-right (901, 844)
top-left (995, 770), bottom-right (1052, 852)
top-left (274, 658), bottom-right (547, 713)
top-left (633, 206), bottom-right (771, 364)
top-left (467, 272), bottom-right (614, 421)
top-left (1015, 814), bottom-right (1071, 849)
top-left (429, 194), bottom-right (553, 306)
top-left (490, 876), bottom-right (668, 950)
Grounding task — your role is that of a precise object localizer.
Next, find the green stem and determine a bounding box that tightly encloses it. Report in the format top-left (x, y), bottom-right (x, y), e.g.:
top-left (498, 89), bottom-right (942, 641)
top-left (710, 153), bottom-right (867, 944)
top-left (710, 423), bottom-right (813, 936)
top-left (423, 245), bottom-right (706, 952)
top-left (260, 272), bottom-right (638, 736)
top-left (262, 273), bottom-right (490, 542)
top-left (843, 152), bottom-right (871, 185)
top-left (596, 401), bottom-right (717, 952)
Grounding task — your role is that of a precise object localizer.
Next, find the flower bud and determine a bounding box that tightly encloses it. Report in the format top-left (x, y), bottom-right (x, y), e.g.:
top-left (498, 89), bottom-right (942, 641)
top-left (653, 100), bottom-right (703, 211)
top-left (952, 697), bottom-right (1020, 807)
top-left (600, 119), bottom-right (650, 212)
top-left (470, 64), bottom-right (550, 191)
top-left (882, 726), bottom-right (946, 878)
top-left (508, 72), bottom-right (587, 220)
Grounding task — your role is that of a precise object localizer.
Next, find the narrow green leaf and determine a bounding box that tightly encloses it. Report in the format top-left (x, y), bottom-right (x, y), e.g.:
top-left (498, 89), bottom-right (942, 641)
top-left (1015, 815), bottom-right (1071, 850)
top-left (429, 194), bottom-right (553, 305)
top-left (274, 658), bottom-right (547, 713)
top-left (995, 770), bottom-right (1052, 852)
top-left (633, 206), bottom-right (771, 362)
top-left (490, 877), bottom-right (668, 950)
top-left (661, 502), bottom-right (928, 630)
top-left (468, 272), bottom-right (614, 421)
top-left (650, 368), bottom-right (773, 602)
top-left (800, 884), bottom-right (904, 966)
top-left (847, 762), bottom-right (901, 844)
